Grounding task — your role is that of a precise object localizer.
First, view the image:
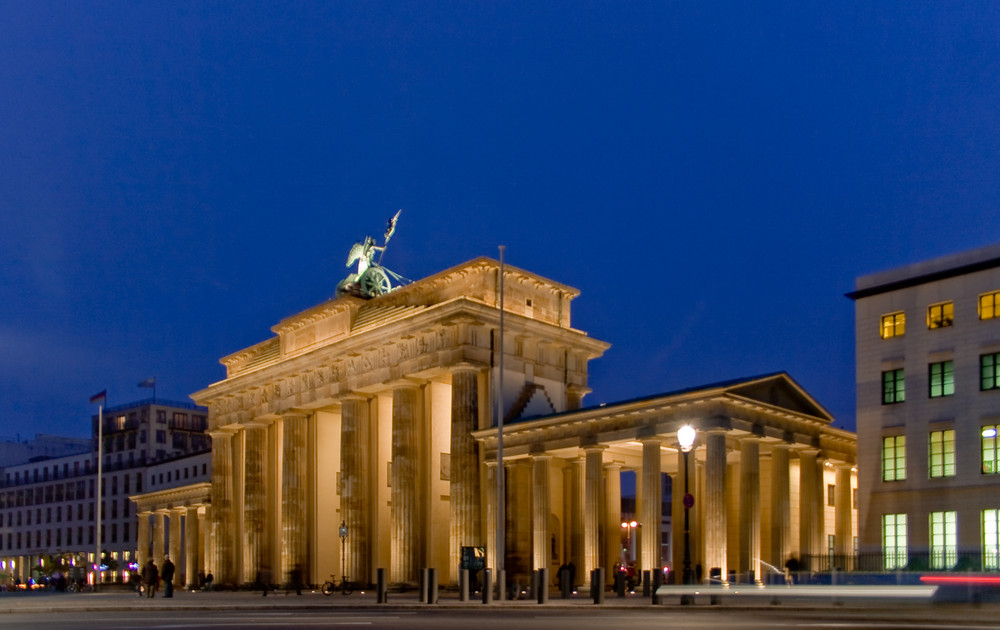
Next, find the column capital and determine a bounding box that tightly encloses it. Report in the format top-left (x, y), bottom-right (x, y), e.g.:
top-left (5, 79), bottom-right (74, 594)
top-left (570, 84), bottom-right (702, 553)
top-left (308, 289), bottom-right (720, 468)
top-left (450, 362), bottom-right (485, 375)
top-left (603, 461), bottom-right (623, 472)
top-left (278, 410), bottom-right (310, 421)
top-left (639, 436), bottom-right (663, 447)
top-left (583, 444), bottom-right (607, 455)
top-left (531, 453), bottom-right (553, 462)
top-left (387, 377), bottom-right (424, 392)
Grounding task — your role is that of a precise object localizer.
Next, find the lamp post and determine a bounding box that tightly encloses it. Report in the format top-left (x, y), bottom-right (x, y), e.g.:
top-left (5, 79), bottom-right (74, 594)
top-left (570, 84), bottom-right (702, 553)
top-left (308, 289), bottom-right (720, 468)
top-left (677, 425), bottom-right (696, 592)
top-left (339, 521), bottom-right (348, 583)
top-left (621, 520), bottom-right (638, 563)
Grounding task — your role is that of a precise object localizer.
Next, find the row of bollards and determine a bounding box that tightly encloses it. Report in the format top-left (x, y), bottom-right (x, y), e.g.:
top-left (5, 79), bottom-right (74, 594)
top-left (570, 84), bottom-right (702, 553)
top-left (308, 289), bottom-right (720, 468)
top-left (369, 566), bottom-right (658, 605)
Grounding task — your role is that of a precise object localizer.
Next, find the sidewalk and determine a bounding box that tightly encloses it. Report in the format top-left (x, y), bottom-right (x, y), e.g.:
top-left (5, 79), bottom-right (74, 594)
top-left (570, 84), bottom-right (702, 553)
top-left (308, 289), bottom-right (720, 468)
top-left (0, 587), bottom-right (656, 614)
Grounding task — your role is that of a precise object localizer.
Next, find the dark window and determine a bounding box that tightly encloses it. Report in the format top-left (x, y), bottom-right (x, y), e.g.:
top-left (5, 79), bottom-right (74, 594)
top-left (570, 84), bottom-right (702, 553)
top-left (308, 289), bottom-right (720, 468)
top-left (929, 361), bottom-right (955, 398)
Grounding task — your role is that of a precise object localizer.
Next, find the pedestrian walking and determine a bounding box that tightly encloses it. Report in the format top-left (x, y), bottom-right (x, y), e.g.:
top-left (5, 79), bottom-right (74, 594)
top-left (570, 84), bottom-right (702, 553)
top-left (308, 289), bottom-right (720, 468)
top-left (161, 555), bottom-right (175, 598)
top-left (142, 558), bottom-right (159, 598)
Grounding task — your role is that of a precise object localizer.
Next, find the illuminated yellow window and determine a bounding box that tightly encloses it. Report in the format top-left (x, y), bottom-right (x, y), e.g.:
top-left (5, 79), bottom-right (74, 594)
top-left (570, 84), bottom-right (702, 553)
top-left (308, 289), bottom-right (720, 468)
top-left (880, 311), bottom-right (905, 338)
top-left (980, 291), bottom-right (1000, 320)
top-left (927, 301), bottom-right (954, 329)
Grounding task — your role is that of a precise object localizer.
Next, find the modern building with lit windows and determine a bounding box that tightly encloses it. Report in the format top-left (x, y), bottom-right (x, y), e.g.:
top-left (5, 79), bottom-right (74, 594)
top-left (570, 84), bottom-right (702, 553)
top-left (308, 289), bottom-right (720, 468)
top-left (850, 242), bottom-right (1000, 570)
top-left (0, 398), bottom-right (210, 586)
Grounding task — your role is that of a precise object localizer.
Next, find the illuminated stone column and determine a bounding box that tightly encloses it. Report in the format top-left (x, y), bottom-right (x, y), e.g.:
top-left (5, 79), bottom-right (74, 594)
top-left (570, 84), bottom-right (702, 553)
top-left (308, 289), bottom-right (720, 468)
top-left (604, 462), bottom-right (622, 577)
top-left (703, 430), bottom-right (727, 583)
top-left (583, 446), bottom-right (605, 577)
top-left (184, 506), bottom-right (200, 588)
top-left (484, 461), bottom-right (498, 572)
top-left (198, 507), bottom-right (210, 578)
top-left (136, 511), bottom-right (152, 568)
top-left (391, 385), bottom-right (420, 585)
top-left (798, 449), bottom-right (820, 565)
top-left (449, 366), bottom-right (482, 580)
top-left (281, 413), bottom-right (309, 583)
top-left (739, 437), bottom-right (761, 583)
top-left (569, 458), bottom-right (585, 572)
top-left (770, 445), bottom-right (791, 570)
top-left (209, 429), bottom-right (234, 584)
top-left (834, 464), bottom-right (853, 562)
top-left (169, 507), bottom-right (183, 573)
top-left (340, 397), bottom-right (370, 584)
top-left (153, 510), bottom-right (167, 562)
top-left (242, 424), bottom-right (267, 584)
top-left (640, 438), bottom-right (662, 574)
top-left (531, 455), bottom-right (551, 571)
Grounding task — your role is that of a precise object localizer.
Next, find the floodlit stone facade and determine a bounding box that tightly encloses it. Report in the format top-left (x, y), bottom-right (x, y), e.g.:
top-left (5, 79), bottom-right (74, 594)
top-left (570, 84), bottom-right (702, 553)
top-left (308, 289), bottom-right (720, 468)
top-left (193, 257), bottom-right (857, 589)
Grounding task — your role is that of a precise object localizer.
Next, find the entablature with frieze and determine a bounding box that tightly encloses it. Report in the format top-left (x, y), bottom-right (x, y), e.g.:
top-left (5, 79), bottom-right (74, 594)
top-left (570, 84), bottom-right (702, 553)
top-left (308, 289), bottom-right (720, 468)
top-left (195, 298), bottom-right (607, 429)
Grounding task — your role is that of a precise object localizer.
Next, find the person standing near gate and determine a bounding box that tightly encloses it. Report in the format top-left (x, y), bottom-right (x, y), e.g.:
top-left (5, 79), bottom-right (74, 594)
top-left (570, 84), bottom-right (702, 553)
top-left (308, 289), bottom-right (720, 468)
top-left (161, 555), bottom-right (175, 598)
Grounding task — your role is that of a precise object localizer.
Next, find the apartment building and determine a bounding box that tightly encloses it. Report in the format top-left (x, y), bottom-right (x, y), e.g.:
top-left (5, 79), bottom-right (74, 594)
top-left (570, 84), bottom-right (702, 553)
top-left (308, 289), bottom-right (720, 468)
top-left (0, 398), bottom-right (209, 584)
top-left (850, 243), bottom-right (1000, 570)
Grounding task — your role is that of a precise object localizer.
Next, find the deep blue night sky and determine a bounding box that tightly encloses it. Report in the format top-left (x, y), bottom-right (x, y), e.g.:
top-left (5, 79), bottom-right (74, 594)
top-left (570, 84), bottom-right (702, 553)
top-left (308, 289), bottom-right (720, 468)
top-left (3, 2), bottom-right (1000, 439)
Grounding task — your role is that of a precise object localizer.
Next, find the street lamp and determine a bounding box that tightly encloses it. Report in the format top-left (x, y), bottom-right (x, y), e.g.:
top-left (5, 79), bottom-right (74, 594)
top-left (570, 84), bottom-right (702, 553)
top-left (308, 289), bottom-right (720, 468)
top-left (339, 521), bottom-right (348, 584)
top-left (677, 425), bottom-right (696, 591)
top-left (621, 520), bottom-right (638, 563)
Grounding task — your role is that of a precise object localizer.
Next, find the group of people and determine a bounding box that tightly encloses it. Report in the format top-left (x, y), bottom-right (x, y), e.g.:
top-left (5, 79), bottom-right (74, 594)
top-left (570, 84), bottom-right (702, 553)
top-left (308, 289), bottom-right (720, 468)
top-left (135, 555), bottom-right (175, 598)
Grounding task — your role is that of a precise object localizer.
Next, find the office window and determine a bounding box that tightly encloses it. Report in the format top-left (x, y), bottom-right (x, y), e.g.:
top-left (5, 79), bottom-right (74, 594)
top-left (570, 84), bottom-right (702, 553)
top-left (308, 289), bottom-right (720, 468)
top-left (882, 513), bottom-right (907, 570)
top-left (927, 301), bottom-right (954, 329)
top-left (929, 361), bottom-right (954, 398)
top-left (827, 484), bottom-right (836, 506)
top-left (880, 311), bottom-right (905, 339)
top-left (982, 353), bottom-right (1000, 391)
top-left (980, 291), bottom-right (1000, 320)
top-left (929, 430), bottom-right (955, 478)
top-left (882, 369), bottom-right (905, 404)
top-left (882, 436), bottom-right (906, 481)
top-left (929, 511), bottom-right (957, 569)
top-left (983, 425), bottom-right (1000, 474)
top-left (984, 509), bottom-right (1000, 570)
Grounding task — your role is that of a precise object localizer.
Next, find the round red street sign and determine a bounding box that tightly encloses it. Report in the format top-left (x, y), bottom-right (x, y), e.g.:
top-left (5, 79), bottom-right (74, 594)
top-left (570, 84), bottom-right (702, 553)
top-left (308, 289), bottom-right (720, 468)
top-left (683, 493), bottom-right (694, 509)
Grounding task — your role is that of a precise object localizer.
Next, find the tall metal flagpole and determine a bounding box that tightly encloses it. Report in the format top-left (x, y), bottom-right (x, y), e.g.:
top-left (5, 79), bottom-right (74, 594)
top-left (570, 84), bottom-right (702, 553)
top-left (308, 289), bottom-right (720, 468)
top-left (496, 245), bottom-right (505, 600)
top-left (95, 402), bottom-right (103, 591)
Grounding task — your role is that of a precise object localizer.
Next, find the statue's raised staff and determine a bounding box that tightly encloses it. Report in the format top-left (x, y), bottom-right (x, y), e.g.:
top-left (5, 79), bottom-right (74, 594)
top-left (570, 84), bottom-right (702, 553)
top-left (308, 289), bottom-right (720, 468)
top-left (336, 210), bottom-right (409, 298)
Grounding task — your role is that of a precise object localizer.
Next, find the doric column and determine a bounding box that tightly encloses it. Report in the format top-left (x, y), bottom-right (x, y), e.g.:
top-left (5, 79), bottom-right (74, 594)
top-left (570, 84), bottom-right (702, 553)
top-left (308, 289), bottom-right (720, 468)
top-left (184, 506), bottom-right (200, 588)
top-left (770, 445), bottom-right (791, 570)
top-left (242, 424), bottom-right (267, 584)
top-left (450, 366), bottom-right (482, 578)
top-left (169, 507), bottom-right (183, 574)
top-left (484, 461), bottom-right (498, 572)
top-left (703, 430), bottom-right (727, 583)
top-left (209, 429), bottom-right (235, 584)
top-left (604, 462), bottom-right (622, 577)
top-left (340, 397), bottom-right (370, 584)
top-left (583, 446), bottom-right (605, 576)
top-left (569, 458), bottom-right (585, 572)
top-left (198, 507), bottom-right (210, 580)
top-left (152, 511), bottom-right (167, 562)
top-left (739, 437), bottom-right (761, 583)
top-left (136, 511), bottom-right (152, 568)
top-left (639, 438), bottom-right (662, 574)
top-left (281, 413), bottom-right (309, 584)
top-left (834, 464), bottom-right (853, 562)
top-left (391, 384), bottom-right (420, 585)
top-left (532, 455), bottom-right (551, 571)
top-left (798, 449), bottom-right (820, 564)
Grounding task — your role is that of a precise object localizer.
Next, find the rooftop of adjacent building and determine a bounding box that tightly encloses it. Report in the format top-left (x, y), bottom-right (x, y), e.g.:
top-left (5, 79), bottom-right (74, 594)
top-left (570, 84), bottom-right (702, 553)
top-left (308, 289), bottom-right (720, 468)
top-left (848, 242), bottom-right (1000, 300)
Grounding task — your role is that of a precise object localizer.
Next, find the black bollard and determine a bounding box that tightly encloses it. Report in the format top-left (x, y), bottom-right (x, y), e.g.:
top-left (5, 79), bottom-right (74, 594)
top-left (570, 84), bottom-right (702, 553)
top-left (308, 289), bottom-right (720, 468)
top-left (615, 570), bottom-right (625, 597)
top-left (482, 569), bottom-right (493, 604)
top-left (560, 568), bottom-right (572, 599)
top-left (536, 568), bottom-right (548, 604)
top-left (377, 568), bottom-right (387, 604)
top-left (419, 568), bottom-right (428, 604)
top-left (428, 568), bottom-right (438, 604)
top-left (642, 570), bottom-right (651, 597)
top-left (651, 568), bottom-right (662, 605)
top-left (497, 569), bottom-right (506, 601)
top-left (459, 568), bottom-right (469, 602)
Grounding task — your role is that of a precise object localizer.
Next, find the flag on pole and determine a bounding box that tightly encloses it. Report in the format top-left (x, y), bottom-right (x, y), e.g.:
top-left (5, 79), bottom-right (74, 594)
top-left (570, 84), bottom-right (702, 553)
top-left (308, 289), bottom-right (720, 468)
top-left (138, 378), bottom-right (156, 388)
top-left (89, 390), bottom-right (107, 404)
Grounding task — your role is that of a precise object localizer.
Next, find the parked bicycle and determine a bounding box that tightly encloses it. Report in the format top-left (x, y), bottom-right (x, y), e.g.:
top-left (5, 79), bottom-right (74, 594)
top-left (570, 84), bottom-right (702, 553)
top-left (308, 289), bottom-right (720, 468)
top-left (321, 574), bottom-right (354, 596)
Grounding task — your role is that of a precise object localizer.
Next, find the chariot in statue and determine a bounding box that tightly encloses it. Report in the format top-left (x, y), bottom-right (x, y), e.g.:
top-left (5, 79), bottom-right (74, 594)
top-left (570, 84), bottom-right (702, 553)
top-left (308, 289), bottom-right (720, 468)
top-left (336, 210), bottom-right (408, 298)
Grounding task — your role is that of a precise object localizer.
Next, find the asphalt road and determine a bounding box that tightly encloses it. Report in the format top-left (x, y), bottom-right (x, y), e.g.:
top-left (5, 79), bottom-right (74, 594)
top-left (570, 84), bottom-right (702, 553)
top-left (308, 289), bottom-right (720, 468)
top-left (6, 607), bottom-right (1000, 630)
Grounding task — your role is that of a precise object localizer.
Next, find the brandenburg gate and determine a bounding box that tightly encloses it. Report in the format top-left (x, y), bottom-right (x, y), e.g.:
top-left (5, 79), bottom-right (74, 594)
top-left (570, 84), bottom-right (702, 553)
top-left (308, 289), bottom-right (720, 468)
top-left (191, 256), bottom-right (856, 589)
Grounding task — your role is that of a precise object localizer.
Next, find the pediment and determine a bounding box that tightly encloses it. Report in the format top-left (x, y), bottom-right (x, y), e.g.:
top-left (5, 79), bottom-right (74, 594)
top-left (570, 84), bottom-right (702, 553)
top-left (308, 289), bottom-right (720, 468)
top-left (725, 373), bottom-right (832, 423)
